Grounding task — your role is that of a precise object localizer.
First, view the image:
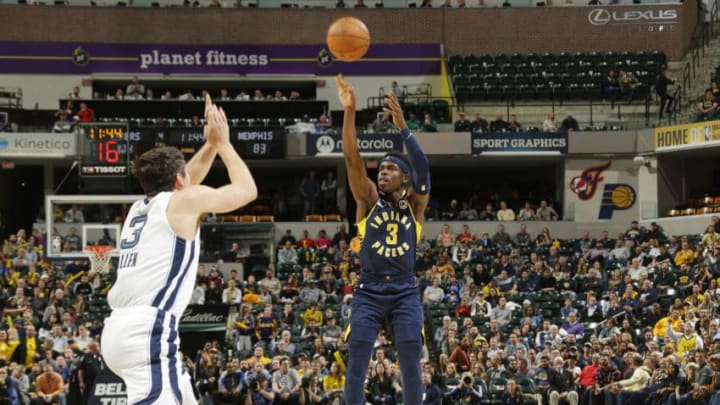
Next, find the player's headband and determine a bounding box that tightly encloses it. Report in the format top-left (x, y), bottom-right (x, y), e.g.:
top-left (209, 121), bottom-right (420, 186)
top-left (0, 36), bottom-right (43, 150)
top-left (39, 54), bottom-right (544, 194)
top-left (382, 156), bottom-right (410, 174)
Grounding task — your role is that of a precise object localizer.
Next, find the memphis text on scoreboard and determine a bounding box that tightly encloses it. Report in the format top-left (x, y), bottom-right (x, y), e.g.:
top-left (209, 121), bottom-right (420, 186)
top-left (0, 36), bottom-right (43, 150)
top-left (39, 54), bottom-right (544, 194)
top-left (654, 119), bottom-right (720, 152)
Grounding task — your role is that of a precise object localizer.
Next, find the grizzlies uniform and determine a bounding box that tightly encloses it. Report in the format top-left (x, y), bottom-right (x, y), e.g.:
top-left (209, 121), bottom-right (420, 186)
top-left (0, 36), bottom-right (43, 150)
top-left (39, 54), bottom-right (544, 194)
top-left (344, 195), bottom-right (424, 405)
top-left (102, 192), bottom-right (200, 405)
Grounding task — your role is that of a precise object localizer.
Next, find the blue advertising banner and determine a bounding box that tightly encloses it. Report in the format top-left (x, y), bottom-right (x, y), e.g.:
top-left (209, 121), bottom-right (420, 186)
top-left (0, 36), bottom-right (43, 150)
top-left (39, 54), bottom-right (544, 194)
top-left (471, 132), bottom-right (568, 154)
top-left (307, 132), bottom-right (402, 157)
top-left (0, 42), bottom-right (441, 75)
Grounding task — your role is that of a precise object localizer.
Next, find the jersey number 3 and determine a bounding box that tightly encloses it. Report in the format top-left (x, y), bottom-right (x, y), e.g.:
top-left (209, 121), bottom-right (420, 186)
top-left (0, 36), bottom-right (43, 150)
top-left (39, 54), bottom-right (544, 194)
top-left (386, 223), bottom-right (398, 245)
top-left (120, 215), bottom-right (148, 249)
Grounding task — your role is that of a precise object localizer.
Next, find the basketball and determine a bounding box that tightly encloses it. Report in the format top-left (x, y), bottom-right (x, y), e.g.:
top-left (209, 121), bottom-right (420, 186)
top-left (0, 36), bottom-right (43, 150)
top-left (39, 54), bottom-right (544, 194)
top-left (326, 17), bottom-right (370, 62)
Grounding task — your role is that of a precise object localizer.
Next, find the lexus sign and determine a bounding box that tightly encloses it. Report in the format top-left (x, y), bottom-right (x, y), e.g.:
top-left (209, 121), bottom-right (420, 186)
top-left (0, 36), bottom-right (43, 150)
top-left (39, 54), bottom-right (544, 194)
top-left (588, 8), bottom-right (677, 26)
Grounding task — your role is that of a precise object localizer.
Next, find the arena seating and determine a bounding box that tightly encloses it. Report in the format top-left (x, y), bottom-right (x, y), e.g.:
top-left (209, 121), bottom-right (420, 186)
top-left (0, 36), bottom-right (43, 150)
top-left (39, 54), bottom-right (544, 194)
top-left (449, 51), bottom-right (666, 102)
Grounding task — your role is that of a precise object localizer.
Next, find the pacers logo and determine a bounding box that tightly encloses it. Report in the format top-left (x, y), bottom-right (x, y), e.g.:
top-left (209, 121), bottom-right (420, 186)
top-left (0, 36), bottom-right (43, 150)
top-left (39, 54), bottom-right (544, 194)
top-left (598, 184), bottom-right (636, 219)
top-left (570, 161), bottom-right (612, 201)
top-left (369, 210), bottom-right (412, 258)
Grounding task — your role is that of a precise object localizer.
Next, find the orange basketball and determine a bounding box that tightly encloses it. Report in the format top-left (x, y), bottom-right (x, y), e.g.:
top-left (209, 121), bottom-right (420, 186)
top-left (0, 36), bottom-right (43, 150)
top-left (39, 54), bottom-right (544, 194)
top-left (326, 17), bottom-right (370, 62)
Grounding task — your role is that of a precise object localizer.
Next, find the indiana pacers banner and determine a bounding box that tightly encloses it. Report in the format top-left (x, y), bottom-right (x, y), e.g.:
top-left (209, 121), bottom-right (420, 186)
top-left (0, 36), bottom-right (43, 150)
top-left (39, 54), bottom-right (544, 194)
top-left (564, 159), bottom-right (638, 221)
top-left (654, 119), bottom-right (720, 151)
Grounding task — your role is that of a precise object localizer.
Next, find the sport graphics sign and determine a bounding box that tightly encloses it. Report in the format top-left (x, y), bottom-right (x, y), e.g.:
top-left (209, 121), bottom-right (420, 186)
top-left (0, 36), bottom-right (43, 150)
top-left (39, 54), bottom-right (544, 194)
top-left (471, 132), bottom-right (568, 155)
top-left (654, 119), bottom-right (720, 151)
top-left (565, 160), bottom-right (638, 221)
top-left (587, 8), bottom-right (677, 26)
top-left (307, 132), bottom-right (403, 157)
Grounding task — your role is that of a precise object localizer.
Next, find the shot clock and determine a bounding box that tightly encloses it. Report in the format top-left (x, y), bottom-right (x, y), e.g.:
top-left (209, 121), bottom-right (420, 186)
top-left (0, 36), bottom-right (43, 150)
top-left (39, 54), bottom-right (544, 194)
top-left (77, 123), bottom-right (130, 177)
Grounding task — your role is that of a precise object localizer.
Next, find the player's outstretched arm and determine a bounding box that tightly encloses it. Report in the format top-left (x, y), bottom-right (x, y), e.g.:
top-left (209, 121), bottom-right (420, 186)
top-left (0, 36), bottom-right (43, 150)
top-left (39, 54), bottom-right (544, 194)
top-left (336, 74), bottom-right (377, 218)
top-left (185, 93), bottom-right (218, 185)
top-left (384, 92), bottom-right (430, 222)
top-left (172, 105), bottom-right (258, 225)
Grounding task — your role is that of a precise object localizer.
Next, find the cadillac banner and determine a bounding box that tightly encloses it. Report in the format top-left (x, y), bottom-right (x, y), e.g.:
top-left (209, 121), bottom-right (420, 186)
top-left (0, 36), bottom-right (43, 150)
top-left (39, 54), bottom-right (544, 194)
top-left (471, 132), bottom-right (568, 155)
top-left (307, 132), bottom-right (403, 157)
top-left (0, 42), bottom-right (441, 75)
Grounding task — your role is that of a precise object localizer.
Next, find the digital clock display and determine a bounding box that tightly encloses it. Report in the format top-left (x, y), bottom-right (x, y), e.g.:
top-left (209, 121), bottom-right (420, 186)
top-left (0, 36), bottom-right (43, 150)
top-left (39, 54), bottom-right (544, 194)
top-left (78, 123), bottom-right (130, 177)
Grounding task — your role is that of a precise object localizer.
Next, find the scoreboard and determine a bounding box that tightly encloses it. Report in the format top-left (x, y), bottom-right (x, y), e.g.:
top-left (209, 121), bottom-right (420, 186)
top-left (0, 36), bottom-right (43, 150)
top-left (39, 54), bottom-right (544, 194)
top-left (77, 123), bottom-right (130, 177)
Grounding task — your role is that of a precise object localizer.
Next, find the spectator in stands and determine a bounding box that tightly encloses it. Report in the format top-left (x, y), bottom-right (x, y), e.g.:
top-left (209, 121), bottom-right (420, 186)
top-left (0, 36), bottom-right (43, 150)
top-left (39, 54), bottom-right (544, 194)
top-left (300, 170), bottom-right (320, 217)
top-left (274, 91), bottom-right (287, 101)
top-left (68, 86), bottom-right (81, 100)
top-left (372, 111), bottom-right (394, 133)
top-left (278, 241), bottom-right (298, 266)
top-left (471, 112), bottom-right (489, 133)
top-left (52, 111), bottom-right (73, 133)
top-left (222, 280), bottom-right (242, 304)
top-left (508, 114), bottom-right (522, 132)
top-left (454, 112), bottom-right (472, 132)
top-left (696, 89), bottom-right (719, 121)
top-left (496, 201), bottom-right (515, 221)
top-left (489, 114), bottom-right (509, 132)
top-left (161, 90), bottom-right (173, 100)
top-left (479, 203), bottom-right (496, 221)
top-left (656, 66), bottom-right (675, 119)
top-left (74, 103), bottom-right (94, 123)
top-left (288, 90), bottom-right (301, 100)
top-left (542, 112), bottom-right (558, 133)
top-left (458, 202), bottom-right (478, 220)
top-left (618, 70), bottom-right (639, 103)
top-left (561, 114), bottom-right (580, 132)
top-left (178, 89), bottom-right (194, 100)
top-left (422, 113), bottom-right (438, 132)
top-left (602, 70), bottom-right (621, 105)
top-left (391, 81), bottom-right (404, 104)
top-left (517, 202), bottom-right (536, 221)
top-left (536, 199), bottom-right (559, 221)
top-left (125, 76), bottom-right (145, 99)
top-left (31, 364), bottom-right (64, 405)
top-left (406, 113), bottom-right (422, 131)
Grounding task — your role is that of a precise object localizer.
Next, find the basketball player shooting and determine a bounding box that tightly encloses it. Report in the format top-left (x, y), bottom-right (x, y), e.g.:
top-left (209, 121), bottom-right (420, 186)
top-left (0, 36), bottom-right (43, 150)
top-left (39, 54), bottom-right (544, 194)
top-left (335, 74), bottom-right (430, 405)
top-left (101, 95), bottom-right (258, 405)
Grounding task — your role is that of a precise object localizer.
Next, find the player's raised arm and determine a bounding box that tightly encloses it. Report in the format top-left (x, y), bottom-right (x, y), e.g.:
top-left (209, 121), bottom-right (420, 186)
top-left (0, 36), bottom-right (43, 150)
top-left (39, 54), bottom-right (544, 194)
top-left (185, 93), bottom-right (218, 185)
top-left (171, 105), bottom-right (258, 229)
top-left (336, 74), bottom-right (377, 217)
top-left (384, 91), bottom-right (430, 222)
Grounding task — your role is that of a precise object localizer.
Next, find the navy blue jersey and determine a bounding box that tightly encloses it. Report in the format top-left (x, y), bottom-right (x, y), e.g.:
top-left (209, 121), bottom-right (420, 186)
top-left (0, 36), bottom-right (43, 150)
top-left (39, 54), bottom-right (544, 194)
top-left (357, 198), bottom-right (421, 278)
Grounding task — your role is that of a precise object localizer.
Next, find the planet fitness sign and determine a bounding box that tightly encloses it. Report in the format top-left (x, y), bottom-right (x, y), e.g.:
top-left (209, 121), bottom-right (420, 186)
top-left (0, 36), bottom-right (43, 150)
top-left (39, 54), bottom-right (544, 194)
top-left (0, 42), bottom-right (441, 75)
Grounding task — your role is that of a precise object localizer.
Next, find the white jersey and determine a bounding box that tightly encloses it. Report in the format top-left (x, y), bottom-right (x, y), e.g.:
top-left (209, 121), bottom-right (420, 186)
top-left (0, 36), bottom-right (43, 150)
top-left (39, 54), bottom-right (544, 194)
top-left (108, 191), bottom-right (200, 318)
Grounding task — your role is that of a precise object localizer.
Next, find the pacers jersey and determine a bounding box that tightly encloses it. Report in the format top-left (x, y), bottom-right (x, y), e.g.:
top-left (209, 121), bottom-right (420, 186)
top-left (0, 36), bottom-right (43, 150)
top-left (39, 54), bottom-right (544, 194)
top-left (357, 197), bottom-right (421, 278)
top-left (107, 192), bottom-right (200, 318)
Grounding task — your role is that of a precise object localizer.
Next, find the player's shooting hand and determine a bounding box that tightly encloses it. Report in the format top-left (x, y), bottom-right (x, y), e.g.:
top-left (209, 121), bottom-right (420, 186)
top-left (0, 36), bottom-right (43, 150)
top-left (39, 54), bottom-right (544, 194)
top-left (383, 92), bottom-right (407, 131)
top-left (205, 104), bottom-right (230, 147)
top-left (335, 74), bottom-right (356, 110)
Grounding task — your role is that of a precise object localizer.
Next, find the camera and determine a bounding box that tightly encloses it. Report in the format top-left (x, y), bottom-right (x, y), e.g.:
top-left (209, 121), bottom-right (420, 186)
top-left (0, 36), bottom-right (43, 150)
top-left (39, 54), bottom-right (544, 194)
top-left (463, 376), bottom-right (473, 386)
top-left (302, 377), bottom-right (311, 389)
top-left (246, 375), bottom-right (260, 391)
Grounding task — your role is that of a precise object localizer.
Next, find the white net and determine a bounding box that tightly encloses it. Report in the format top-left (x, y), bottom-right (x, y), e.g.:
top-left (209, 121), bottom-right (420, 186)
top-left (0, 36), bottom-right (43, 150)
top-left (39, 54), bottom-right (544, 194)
top-left (83, 246), bottom-right (115, 274)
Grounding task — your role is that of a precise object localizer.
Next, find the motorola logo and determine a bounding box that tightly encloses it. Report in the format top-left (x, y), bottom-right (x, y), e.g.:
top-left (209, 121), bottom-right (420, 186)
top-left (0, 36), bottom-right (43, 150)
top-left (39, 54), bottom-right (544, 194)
top-left (316, 135), bottom-right (336, 154)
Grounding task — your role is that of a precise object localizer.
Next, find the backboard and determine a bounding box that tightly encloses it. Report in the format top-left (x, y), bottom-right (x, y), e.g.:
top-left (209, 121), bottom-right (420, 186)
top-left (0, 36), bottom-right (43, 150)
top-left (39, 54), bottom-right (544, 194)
top-left (44, 194), bottom-right (144, 259)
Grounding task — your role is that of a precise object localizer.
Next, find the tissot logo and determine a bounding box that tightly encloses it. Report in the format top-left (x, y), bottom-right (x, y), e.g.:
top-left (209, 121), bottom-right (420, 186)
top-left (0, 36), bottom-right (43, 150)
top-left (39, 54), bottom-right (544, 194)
top-left (588, 8), bottom-right (677, 26)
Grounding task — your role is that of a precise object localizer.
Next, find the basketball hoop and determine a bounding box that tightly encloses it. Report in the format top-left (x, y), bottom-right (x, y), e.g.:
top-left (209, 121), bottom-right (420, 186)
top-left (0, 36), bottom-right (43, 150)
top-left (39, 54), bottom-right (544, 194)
top-left (83, 245), bottom-right (115, 274)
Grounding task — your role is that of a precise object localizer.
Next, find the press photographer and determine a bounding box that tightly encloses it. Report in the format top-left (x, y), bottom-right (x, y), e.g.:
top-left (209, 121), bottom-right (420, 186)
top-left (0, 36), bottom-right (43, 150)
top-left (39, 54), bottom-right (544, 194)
top-left (443, 372), bottom-right (483, 405)
top-left (298, 374), bottom-right (327, 405)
